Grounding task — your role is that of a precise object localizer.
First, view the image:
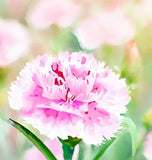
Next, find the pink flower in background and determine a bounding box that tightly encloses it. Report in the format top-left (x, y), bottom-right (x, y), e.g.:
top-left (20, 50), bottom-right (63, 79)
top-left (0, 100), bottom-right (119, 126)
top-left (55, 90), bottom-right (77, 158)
top-left (75, 9), bottom-right (135, 49)
top-left (7, 0), bottom-right (26, 17)
top-left (9, 52), bottom-right (130, 145)
top-left (24, 138), bottom-right (64, 160)
top-left (138, 0), bottom-right (152, 25)
top-left (144, 132), bottom-right (152, 160)
top-left (27, 0), bottom-right (81, 29)
top-left (0, 19), bottom-right (29, 66)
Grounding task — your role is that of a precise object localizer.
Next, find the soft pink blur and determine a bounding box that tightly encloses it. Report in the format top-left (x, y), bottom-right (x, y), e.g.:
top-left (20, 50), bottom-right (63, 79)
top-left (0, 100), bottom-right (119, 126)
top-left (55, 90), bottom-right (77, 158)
top-left (7, 0), bottom-right (26, 17)
top-left (75, 9), bottom-right (135, 49)
top-left (27, 0), bottom-right (81, 29)
top-left (24, 138), bottom-right (63, 160)
top-left (0, 19), bottom-right (29, 66)
top-left (138, 0), bottom-right (152, 25)
top-left (144, 132), bottom-right (152, 160)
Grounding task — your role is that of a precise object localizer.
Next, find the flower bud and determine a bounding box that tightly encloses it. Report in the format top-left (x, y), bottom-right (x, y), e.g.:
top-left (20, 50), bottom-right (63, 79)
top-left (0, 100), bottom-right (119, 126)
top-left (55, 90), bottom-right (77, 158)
top-left (125, 39), bottom-right (140, 63)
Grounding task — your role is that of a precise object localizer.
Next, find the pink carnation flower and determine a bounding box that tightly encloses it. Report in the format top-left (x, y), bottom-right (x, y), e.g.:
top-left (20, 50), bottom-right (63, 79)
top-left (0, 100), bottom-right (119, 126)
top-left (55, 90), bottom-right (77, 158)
top-left (144, 132), bottom-right (152, 160)
top-left (27, 0), bottom-right (81, 29)
top-left (75, 9), bottom-right (135, 49)
top-left (0, 19), bottom-right (29, 66)
top-left (24, 138), bottom-right (64, 160)
top-left (9, 52), bottom-right (130, 145)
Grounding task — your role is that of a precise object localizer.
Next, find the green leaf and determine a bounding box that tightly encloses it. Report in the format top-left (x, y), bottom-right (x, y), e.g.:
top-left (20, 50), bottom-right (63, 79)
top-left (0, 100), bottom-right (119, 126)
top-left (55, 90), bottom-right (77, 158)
top-left (0, 117), bottom-right (57, 160)
top-left (123, 117), bottom-right (138, 157)
top-left (93, 137), bottom-right (117, 160)
top-left (50, 28), bottom-right (82, 54)
top-left (93, 129), bottom-right (126, 160)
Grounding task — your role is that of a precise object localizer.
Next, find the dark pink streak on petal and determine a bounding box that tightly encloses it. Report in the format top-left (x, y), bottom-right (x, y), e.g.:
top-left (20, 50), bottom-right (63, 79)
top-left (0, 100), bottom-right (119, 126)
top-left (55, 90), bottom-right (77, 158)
top-left (51, 63), bottom-right (65, 80)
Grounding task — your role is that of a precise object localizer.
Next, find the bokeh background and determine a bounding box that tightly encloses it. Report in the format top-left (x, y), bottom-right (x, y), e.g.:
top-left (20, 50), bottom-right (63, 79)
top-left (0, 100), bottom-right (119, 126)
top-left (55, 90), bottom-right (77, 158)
top-left (0, 0), bottom-right (152, 159)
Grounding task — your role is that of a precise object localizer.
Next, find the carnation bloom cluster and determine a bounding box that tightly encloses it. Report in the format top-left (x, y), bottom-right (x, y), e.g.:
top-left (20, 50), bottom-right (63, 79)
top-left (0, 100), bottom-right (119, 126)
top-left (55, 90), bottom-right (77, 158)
top-left (0, 19), bottom-right (29, 66)
top-left (144, 132), bottom-right (152, 160)
top-left (9, 52), bottom-right (130, 145)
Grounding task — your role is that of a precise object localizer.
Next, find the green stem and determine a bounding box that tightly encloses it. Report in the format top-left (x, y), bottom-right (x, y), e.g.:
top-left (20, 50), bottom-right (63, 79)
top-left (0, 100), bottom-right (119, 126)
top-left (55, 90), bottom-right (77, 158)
top-left (58, 136), bottom-right (81, 160)
top-left (0, 117), bottom-right (57, 160)
top-left (62, 143), bottom-right (74, 160)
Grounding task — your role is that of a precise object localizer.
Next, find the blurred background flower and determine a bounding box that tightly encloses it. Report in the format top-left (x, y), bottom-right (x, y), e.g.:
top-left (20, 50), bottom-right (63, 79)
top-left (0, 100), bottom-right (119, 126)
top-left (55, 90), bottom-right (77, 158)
top-left (75, 9), bottom-right (135, 49)
top-left (27, 0), bottom-right (81, 29)
top-left (144, 132), bottom-right (152, 160)
top-left (0, 19), bottom-right (29, 66)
